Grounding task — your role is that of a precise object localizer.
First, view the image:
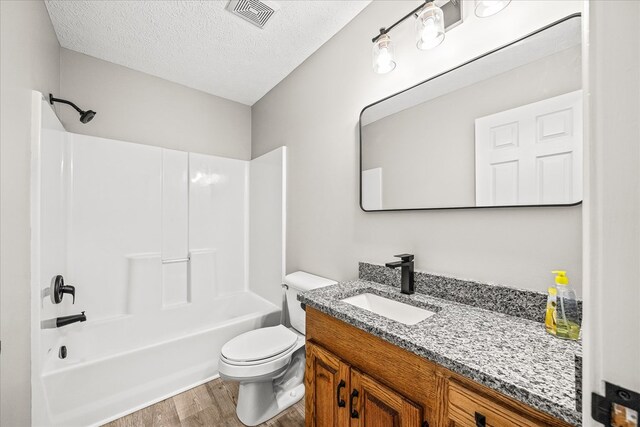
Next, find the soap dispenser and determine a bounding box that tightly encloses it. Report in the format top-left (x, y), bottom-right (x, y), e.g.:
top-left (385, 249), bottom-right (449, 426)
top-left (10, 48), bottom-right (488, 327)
top-left (552, 271), bottom-right (581, 340)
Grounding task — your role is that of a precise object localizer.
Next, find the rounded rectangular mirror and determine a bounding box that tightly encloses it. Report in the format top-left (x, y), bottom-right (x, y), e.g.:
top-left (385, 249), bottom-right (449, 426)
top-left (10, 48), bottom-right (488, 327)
top-left (360, 15), bottom-right (583, 211)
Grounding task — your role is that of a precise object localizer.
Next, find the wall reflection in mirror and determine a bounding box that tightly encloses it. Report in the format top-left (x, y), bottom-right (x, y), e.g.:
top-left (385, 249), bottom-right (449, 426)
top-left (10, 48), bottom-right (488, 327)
top-left (360, 16), bottom-right (583, 211)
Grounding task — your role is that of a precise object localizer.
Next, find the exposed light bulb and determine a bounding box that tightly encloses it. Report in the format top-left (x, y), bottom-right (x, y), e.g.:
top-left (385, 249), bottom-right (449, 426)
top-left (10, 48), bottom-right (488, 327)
top-left (474, 0), bottom-right (511, 18)
top-left (416, 2), bottom-right (445, 50)
top-left (376, 48), bottom-right (394, 73)
top-left (419, 16), bottom-right (443, 49)
top-left (372, 33), bottom-right (396, 74)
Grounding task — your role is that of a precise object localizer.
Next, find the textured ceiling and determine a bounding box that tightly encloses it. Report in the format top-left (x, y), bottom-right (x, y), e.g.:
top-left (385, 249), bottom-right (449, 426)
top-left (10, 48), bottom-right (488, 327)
top-left (45, 0), bottom-right (371, 105)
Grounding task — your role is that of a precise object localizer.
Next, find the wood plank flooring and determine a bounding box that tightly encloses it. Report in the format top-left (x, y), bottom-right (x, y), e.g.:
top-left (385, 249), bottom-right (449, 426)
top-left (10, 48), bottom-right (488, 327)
top-left (103, 378), bottom-right (304, 427)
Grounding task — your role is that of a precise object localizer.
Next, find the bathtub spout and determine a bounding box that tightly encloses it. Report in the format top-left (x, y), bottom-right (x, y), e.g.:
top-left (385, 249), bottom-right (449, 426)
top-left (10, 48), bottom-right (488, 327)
top-left (55, 311), bottom-right (86, 328)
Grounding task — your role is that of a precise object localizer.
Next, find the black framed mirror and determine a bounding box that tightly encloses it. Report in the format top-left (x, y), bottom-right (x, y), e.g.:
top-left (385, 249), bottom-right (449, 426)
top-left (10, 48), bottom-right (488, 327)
top-left (360, 14), bottom-right (583, 212)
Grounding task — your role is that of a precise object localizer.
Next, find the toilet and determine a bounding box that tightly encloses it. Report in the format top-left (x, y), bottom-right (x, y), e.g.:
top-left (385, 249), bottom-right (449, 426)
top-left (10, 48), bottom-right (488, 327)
top-left (219, 271), bottom-right (336, 426)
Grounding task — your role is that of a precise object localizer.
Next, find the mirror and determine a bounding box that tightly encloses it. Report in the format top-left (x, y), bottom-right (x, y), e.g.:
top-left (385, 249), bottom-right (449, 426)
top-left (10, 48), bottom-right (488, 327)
top-left (360, 15), bottom-right (583, 211)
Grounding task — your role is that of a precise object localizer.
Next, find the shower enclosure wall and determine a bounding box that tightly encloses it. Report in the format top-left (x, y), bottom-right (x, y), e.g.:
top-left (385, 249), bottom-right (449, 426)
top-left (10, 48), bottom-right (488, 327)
top-left (30, 92), bottom-right (286, 426)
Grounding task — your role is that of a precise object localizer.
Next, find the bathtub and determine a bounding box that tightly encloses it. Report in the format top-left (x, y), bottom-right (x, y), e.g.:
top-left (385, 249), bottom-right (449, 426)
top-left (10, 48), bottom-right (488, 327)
top-left (39, 291), bottom-right (280, 427)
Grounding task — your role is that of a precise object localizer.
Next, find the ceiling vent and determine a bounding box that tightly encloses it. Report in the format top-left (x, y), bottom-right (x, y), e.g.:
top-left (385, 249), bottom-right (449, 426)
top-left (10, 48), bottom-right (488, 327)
top-left (226, 0), bottom-right (279, 29)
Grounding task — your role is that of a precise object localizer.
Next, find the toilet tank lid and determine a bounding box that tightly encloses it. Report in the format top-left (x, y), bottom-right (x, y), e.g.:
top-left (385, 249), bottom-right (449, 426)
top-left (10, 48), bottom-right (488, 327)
top-left (284, 271), bottom-right (337, 291)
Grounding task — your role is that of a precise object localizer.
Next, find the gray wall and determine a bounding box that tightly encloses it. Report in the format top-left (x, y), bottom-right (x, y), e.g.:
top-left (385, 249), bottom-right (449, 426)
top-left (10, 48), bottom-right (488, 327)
top-left (0, 2), bottom-right (61, 425)
top-left (252, 1), bottom-right (583, 295)
top-left (362, 45), bottom-right (582, 209)
top-left (59, 48), bottom-right (252, 160)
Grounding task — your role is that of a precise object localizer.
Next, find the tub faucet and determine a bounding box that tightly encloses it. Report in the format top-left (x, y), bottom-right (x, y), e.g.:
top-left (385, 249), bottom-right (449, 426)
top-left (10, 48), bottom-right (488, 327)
top-left (41, 311), bottom-right (87, 329)
top-left (385, 254), bottom-right (415, 295)
top-left (55, 312), bottom-right (86, 328)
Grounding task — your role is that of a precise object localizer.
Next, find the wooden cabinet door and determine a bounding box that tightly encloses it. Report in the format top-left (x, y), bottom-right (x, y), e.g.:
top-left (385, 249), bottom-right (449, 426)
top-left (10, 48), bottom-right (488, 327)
top-left (349, 369), bottom-right (423, 427)
top-left (306, 342), bottom-right (351, 427)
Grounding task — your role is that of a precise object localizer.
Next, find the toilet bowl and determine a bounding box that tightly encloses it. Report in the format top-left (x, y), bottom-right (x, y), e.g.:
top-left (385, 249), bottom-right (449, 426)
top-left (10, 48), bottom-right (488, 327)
top-left (219, 271), bottom-right (336, 426)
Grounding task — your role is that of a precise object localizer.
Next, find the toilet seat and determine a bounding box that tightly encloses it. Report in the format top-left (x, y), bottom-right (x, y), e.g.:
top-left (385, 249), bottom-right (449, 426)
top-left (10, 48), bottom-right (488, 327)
top-left (221, 325), bottom-right (298, 363)
top-left (221, 343), bottom-right (296, 367)
top-left (218, 329), bottom-right (305, 381)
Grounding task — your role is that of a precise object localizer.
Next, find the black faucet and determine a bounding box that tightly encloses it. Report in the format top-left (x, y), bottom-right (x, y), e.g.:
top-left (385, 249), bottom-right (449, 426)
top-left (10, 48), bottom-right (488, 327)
top-left (385, 254), bottom-right (415, 295)
top-left (56, 311), bottom-right (86, 328)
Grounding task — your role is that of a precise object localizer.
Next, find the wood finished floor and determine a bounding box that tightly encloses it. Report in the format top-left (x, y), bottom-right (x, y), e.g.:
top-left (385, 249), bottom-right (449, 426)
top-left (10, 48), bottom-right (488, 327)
top-left (102, 378), bottom-right (304, 427)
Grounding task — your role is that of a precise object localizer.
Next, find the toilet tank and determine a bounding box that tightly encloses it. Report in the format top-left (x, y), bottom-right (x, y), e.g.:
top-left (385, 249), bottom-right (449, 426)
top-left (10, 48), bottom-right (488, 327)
top-left (284, 271), bottom-right (336, 334)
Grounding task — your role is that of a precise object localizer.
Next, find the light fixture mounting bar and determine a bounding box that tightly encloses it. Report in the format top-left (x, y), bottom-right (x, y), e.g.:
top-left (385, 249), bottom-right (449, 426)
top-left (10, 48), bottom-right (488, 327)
top-left (371, 0), bottom-right (462, 43)
top-left (372, 1), bottom-right (430, 43)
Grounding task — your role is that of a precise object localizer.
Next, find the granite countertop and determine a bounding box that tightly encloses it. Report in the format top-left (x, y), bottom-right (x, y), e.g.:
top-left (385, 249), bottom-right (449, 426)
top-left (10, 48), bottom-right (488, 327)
top-left (299, 280), bottom-right (582, 426)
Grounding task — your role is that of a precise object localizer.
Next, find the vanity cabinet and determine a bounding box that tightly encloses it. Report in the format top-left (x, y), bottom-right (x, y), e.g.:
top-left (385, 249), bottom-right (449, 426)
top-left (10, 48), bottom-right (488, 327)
top-left (305, 307), bottom-right (574, 427)
top-left (306, 341), bottom-right (422, 427)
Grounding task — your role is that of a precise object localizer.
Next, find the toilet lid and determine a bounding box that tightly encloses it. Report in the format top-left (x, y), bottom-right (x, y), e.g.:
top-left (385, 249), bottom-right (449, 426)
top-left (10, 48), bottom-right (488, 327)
top-left (221, 325), bottom-right (298, 362)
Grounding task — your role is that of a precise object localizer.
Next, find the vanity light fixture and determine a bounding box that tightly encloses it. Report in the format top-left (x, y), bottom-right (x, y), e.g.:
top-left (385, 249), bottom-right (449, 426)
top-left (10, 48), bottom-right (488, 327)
top-left (371, 0), bottom-right (448, 74)
top-left (371, 0), bottom-right (508, 74)
top-left (474, 0), bottom-right (511, 18)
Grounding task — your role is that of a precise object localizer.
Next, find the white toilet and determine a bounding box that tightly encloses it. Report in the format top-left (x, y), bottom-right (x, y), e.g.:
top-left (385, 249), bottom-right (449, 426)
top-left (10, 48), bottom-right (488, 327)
top-left (219, 271), bottom-right (336, 426)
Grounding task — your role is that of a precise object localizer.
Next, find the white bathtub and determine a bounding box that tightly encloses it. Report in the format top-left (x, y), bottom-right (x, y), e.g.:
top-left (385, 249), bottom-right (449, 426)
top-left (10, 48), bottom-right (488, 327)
top-left (39, 292), bottom-right (280, 427)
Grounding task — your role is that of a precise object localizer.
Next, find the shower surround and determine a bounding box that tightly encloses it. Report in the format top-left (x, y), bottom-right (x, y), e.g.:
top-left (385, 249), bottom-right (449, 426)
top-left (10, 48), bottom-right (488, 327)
top-left (30, 92), bottom-right (286, 426)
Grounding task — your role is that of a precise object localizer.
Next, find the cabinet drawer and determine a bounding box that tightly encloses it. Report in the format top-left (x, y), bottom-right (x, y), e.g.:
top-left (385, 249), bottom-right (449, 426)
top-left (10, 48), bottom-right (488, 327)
top-left (448, 381), bottom-right (545, 427)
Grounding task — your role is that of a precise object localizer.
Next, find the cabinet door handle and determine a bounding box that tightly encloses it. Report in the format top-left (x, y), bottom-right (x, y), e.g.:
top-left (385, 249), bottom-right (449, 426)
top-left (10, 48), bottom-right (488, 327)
top-left (475, 412), bottom-right (486, 427)
top-left (336, 380), bottom-right (346, 407)
top-left (350, 389), bottom-right (359, 418)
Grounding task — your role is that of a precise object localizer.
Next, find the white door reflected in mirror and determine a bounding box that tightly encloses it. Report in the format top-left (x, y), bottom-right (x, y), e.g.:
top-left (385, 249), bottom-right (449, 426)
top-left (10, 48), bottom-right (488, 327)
top-left (475, 90), bottom-right (583, 206)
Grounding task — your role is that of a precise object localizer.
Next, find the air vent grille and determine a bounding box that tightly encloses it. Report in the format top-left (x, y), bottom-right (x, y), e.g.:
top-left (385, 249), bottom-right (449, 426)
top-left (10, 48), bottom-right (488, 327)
top-left (227, 0), bottom-right (278, 29)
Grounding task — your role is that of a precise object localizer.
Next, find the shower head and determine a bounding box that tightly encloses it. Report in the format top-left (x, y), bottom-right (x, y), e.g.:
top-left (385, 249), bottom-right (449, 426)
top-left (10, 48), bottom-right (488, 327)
top-left (80, 110), bottom-right (96, 124)
top-left (49, 94), bottom-right (96, 124)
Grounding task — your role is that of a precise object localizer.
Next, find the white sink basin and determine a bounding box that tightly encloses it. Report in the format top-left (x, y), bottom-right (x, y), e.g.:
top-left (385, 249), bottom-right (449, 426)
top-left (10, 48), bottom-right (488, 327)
top-left (341, 293), bottom-right (436, 325)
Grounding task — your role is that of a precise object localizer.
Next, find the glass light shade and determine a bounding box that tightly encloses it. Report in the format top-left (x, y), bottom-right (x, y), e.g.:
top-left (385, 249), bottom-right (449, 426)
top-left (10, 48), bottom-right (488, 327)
top-left (415, 2), bottom-right (445, 50)
top-left (372, 33), bottom-right (396, 74)
top-left (474, 0), bottom-right (511, 17)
